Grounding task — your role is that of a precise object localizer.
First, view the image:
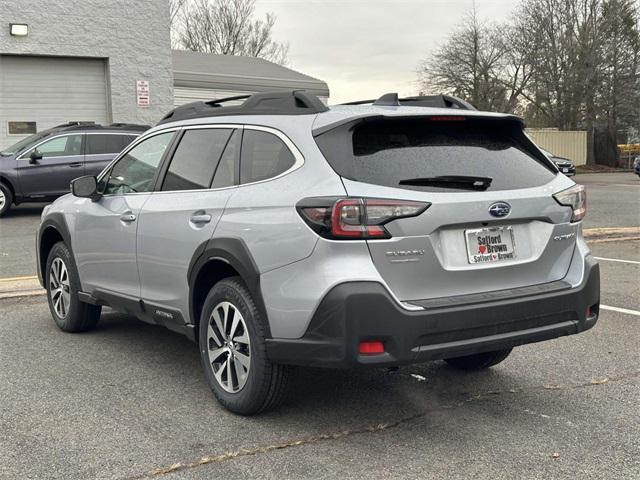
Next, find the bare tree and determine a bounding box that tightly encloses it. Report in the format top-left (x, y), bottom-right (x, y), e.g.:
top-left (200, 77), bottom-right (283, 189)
top-left (515, 0), bottom-right (603, 129)
top-left (418, 12), bottom-right (519, 112)
top-left (175, 0), bottom-right (289, 65)
top-left (418, 0), bottom-right (639, 123)
top-left (599, 0), bottom-right (640, 133)
top-left (170, 0), bottom-right (187, 25)
top-left (169, 0), bottom-right (188, 48)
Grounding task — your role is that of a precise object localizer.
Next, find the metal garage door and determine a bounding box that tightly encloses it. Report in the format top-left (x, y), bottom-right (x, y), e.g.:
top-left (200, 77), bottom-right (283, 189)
top-left (0, 56), bottom-right (109, 149)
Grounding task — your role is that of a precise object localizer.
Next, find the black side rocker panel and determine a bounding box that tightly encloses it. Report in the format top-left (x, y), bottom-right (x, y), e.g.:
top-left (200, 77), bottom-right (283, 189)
top-left (79, 289), bottom-right (194, 341)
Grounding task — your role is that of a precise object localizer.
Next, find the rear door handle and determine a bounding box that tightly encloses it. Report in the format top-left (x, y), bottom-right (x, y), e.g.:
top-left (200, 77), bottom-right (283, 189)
top-left (69, 162), bottom-right (83, 168)
top-left (120, 213), bottom-right (136, 223)
top-left (190, 214), bottom-right (212, 224)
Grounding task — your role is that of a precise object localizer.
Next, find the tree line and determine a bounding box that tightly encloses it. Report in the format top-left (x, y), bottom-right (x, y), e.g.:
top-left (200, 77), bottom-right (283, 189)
top-left (419, 0), bottom-right (640, 165)
top-left (170, 0), bottom-right (289, 65)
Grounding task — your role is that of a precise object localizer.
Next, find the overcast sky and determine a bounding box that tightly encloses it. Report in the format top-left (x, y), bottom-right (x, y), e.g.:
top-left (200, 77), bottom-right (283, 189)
top-left (254, 0), bottom-right (519, 103)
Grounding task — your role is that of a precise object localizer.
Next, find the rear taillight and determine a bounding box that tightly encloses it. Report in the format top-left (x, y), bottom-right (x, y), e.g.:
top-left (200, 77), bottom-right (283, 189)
top-left (297, 197), bottom-right (430, 240)
top-left (553, 184), bottom-right (586, 222)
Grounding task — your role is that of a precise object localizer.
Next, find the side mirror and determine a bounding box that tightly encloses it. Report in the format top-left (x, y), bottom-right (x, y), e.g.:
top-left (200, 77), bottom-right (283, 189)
top-left (29, 149), bottom-right (43, 164)
top-left (71, 175), bottom-right (100, 200)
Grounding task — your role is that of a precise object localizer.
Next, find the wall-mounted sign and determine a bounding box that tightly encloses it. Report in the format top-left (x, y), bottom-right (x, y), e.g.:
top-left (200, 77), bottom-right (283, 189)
top-left (136, 80), bottom-right (150, 107)
top-left (8, 121), bottom-right (36, 135)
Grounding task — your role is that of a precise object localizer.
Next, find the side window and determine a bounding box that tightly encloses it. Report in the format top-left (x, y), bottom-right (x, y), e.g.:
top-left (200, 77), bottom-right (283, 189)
top-left (103, 132), bottom-right (173, 195)
top-left (162, 129), bottom-right (232, 191)
top-left (29, 135), bottom-right (83, 158)
top-left (211, 129), bottom-right (241, 188)
top-left (240, 130), bottom-right (295, 184)
top-left (86, 134), bottom-right (134, 155)
top-left (123, 135), bottom-right (138, 147)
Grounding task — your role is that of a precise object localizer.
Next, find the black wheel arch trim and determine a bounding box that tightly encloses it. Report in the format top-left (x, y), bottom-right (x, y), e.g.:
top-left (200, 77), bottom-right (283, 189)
top-left (187, 237), bottom-right (271, 337)
top-left (37, 212), bottom-right (74, 288)
top-left (0, 175), bottom-right (18, 200)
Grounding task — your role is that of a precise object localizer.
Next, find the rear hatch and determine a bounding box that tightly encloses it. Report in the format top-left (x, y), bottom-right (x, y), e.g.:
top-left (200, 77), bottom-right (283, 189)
top-left (314, 114), bottom-right (578, 303)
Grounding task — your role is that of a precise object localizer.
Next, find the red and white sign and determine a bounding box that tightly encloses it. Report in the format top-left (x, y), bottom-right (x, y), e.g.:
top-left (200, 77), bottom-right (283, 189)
top-left (136, 80), bottom-right (150, 107)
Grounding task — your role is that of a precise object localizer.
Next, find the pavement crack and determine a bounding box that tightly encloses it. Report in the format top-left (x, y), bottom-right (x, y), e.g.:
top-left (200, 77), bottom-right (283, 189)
top-left (123, 370), bottom-right (639, 479)
top-left (123, 418), bottom-right (420, 479)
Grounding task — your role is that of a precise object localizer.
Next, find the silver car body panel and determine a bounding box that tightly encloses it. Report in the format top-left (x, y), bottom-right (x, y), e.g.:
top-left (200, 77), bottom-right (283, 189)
top-left (39, 103), bottom-right (593, 344)
top-left (71, 193), bottom-right (151, 297)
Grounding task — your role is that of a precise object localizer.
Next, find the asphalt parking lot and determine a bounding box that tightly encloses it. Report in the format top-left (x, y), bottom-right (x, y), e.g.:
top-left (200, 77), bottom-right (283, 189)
top-left (0, 172), bottom-right (638, 479)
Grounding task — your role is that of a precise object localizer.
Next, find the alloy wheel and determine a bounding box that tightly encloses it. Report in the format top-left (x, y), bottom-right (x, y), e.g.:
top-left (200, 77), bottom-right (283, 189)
top-left (207, 301), bottom-right (251, 393)
top-left (0, 189), bottom-right (5, 210)
top-left (49, 257), bottom-right (71, 318)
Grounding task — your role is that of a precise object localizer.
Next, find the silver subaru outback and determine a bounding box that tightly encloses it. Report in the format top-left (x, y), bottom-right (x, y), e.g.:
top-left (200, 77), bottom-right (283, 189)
top-left (37, 91), bottom-right (600, 415)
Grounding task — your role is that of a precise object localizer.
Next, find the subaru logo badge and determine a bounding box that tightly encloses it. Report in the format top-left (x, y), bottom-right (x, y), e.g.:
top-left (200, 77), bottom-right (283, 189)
top-left (489, 202), bottom-right (511, 218)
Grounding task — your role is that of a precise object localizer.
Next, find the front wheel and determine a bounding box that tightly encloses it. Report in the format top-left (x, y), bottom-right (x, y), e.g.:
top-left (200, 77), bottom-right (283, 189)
top-left (444, 348), bottom-right (512, 370)
top-left (0, 182), bottom-right (13, 217)
top-left (45, 242), bottom-right (101, 332)
top-left (198, 277), bottom-right (290, 415)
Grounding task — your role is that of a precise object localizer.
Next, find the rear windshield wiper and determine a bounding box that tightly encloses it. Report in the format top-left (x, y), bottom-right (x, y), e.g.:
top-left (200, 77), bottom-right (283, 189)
top-left (399, 175), bottom-right (492, 191)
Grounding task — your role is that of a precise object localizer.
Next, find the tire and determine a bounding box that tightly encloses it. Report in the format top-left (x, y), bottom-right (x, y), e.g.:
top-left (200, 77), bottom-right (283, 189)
top-left (45, 241), bottom-right (101, 332)
top-left (444, 348), bottom-right (512, 371)
top-left (0, 182), bottom-right (13, 217)
top-left (198, 277), bottom-right (290, 415)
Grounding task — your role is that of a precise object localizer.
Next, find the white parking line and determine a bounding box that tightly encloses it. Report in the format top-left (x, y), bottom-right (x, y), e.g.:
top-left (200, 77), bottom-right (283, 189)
top-left (601, 305), bottom-right (640, 317)
top-left (594, 257), bottom-right (640, 265)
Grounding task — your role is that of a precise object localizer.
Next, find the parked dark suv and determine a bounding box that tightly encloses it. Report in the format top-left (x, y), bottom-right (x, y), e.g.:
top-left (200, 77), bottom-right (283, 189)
top-left (0, 122), bottom-right (148, 216)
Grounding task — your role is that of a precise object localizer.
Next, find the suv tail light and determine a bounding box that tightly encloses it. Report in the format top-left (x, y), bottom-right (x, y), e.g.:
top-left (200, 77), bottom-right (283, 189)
top-left (553, 184), bottom-right (586, 222)
top-left (297, 197), bottom-right (430, 239)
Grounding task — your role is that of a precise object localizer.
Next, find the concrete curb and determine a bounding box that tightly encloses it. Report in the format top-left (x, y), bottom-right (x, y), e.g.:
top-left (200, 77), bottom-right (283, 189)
top-left (1, 227), bottom-right (637, 300)
top-left (575, 169), bottom-right (632, 174)
top-left (0, 276), bottom-right (43, 300)
top-left (582, 227), bottom-right (640, 242)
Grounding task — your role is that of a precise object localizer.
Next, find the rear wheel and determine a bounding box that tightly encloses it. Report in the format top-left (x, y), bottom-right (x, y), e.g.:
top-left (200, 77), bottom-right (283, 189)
top-left (444, 348), bottom-right (512, 370)
top-left (0, 182), bottom-right (13, 216)
top-left (199, 277), bottom-right (290, 415)
top-left (45, 242), bottom-right (101, 332)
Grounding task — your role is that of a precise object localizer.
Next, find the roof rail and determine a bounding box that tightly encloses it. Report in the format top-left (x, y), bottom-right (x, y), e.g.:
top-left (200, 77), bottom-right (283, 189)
top-left (341, 93), bottom-right (477, 110)
top-left (108, 123), bottom-right (150, 131)
top-left (158, 90), bottom-right (329, 124)
top-left (51, 122), bottom-right (149, 132)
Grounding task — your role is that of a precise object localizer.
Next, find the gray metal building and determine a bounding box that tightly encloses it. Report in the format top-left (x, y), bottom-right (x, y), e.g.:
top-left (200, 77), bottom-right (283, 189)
top-left (172, 50), bottom-right (329, 106)
top-left (0, 0), bottom-right (174, 149)
top-left (0, 1), bottom-right (329, 149)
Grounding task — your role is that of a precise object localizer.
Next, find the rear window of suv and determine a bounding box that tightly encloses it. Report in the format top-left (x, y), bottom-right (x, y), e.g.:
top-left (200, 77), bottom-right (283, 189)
top-left (315, 117), bottom-right (556, 192)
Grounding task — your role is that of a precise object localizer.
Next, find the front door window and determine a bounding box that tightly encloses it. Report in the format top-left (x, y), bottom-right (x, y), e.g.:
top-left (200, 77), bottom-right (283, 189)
top-left (27, 135), bottom-right (83, 158)
top-left (103, 132), bottom-right (173, 195)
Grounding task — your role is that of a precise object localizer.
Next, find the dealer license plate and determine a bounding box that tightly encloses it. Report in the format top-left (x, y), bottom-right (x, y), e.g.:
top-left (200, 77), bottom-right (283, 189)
top-left (466, 226), bottom-right (516, 264)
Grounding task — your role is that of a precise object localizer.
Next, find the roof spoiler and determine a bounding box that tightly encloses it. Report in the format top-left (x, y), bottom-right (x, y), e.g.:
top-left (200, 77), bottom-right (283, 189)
top-left (312, 112), bottom-right (524, 137)
top-left (342, 93), bottom-right (477, 110)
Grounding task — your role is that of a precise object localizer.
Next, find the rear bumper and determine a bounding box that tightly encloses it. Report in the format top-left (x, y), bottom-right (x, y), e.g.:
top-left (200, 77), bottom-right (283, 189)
top-left (266, 257), bottom-right (600, 368)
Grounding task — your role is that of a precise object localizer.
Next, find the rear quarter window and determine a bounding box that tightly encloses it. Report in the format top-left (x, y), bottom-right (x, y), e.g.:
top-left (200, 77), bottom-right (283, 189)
top-left (240, 130), bottom-right (295, 184)
top-left (86, 134), bottom-right (138, 155)
top-left (315, 117), bottom-right (556, 192)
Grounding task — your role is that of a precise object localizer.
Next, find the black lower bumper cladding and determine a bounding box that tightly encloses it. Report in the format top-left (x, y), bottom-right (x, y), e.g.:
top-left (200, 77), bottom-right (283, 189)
top-left (266, 259), bottom-right (600, 368)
